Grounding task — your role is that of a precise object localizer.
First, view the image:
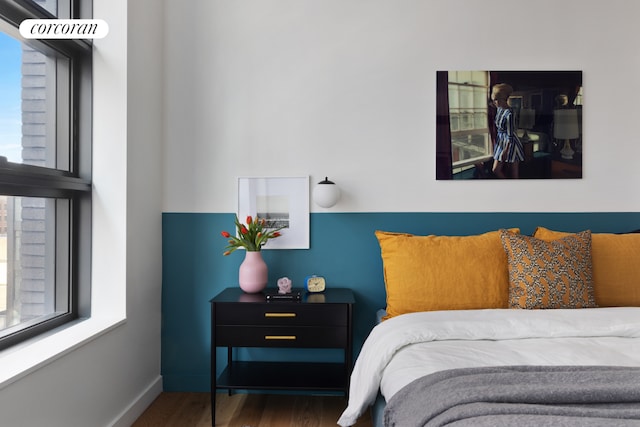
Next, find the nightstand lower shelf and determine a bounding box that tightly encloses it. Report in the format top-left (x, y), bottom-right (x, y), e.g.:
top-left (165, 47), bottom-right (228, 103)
top-left (217, 361), bottom-right (347, 392)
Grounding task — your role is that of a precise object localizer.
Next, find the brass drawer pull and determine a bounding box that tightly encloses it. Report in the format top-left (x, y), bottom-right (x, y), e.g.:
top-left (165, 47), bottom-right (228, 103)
top-left (264, 313), bottom-right (296, 318)
top-left (265, 335), bottom-right (297, 340)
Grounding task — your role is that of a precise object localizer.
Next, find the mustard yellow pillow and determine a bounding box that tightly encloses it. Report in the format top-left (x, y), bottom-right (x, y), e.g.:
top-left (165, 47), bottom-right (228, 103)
top-left (375, 229), bottom-right (517, 319)
top-left (500, 229), bottom-right (596, 309)
top-left (533, 226), bottom-right (640, 307)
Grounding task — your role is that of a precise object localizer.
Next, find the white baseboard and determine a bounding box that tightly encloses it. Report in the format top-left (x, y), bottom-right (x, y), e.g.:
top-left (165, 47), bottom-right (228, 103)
top-left (109, 375), bottom-right (163, 427)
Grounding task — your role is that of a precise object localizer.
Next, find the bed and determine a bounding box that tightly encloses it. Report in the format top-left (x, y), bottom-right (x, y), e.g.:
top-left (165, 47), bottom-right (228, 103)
top-left (337, 227), bottom-right (640, 427)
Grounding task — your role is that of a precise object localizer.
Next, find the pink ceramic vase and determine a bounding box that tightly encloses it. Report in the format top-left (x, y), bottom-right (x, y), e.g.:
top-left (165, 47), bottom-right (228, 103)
top-left (238, 251), bottom-right (268, 293)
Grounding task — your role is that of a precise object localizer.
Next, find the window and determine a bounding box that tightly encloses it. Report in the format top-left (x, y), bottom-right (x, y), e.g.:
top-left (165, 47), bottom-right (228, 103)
top-left (0, 0), bottom-right (91, 350)
top-left (448, 71), bottom-right (491, 173)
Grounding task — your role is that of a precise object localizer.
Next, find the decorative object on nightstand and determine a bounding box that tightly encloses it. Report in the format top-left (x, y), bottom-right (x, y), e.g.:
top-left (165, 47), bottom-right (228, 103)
top-left (220, 215), bottom-right (284, 293)
top-left (313, 177), bottom-right (341, 208)
top-left (277, 277), bottom-right (292, 294)
top-left (554, 109), bottom-right (580, 160)
top-left (265, 290), bottom-right (301, 301)
top-left (305, 275), bottom-right (326, 292)
top-left (238, 252), bottom-right (268, 293)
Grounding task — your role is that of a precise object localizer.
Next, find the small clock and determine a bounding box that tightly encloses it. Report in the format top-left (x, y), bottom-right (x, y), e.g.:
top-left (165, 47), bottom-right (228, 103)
top-left (304, 275), bottom-right (326, 293)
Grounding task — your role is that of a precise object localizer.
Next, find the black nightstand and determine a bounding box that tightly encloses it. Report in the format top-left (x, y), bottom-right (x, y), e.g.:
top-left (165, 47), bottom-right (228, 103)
top-left (210, 287), bottom-right (355, 426)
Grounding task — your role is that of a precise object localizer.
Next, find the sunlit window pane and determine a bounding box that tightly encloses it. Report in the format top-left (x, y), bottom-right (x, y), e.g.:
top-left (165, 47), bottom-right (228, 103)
top-left (457, 71), bottom-right (472, 84)
top-left (0, 32), bottom-right (68, 170)
top-left (474, 112), bottom-right (487, 128)
top-left (448, 87), bottom-right (459, 109)
top-left (0, 196), bottom-right (67, 332)
top-left (471, 71), bottom-right (487, 86)
top-left (460, 113), bottom-right (473, 130)
top-left (451, 134), bottom-right (490, 164)
top-left (473, 87), bottom-right (487, 109)
top-left (450, 114), bottom-right (459, 132)
top-left (0, 33), bottom-right (22, 163)
top-left (448, 71), bottom-right (492, 168)
top-left (459, 85), bottom-right (472, 107)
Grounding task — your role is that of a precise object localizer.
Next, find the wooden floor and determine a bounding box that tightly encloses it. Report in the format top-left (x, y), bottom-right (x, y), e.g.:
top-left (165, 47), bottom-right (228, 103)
top-left (132, 392), bottom-right (372, 427)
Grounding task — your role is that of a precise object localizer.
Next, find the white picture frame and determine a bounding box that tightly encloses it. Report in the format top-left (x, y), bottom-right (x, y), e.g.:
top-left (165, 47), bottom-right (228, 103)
top-left (237, 176), bottom-right (310, 249)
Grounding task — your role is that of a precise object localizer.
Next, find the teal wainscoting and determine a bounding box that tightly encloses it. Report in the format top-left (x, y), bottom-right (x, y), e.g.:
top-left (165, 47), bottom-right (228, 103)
top-left (161, 212), bottom-right (640, 391)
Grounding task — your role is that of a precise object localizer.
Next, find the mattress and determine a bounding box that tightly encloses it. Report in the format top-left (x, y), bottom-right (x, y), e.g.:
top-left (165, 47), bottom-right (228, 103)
top-left (338, 307), bottom-right (640, 427)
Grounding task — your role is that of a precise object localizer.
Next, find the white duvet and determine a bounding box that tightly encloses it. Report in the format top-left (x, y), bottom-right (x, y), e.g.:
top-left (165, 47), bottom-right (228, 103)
top-left (337, 307), bottom-right (640, 427)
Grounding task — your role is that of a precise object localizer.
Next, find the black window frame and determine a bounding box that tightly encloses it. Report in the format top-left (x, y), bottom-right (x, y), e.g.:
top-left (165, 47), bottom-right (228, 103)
top-left (0, 0), bottom-right (91, 350)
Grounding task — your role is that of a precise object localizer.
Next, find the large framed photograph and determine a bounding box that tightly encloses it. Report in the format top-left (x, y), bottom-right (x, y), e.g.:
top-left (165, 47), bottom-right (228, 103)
top-left (436, 70), bottom-right (583, 180)
top-left (237, 176), bottom-right (310, 249)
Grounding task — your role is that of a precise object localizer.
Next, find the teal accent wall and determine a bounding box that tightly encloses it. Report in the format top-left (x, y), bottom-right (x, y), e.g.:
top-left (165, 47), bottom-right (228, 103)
top-left (161, 212), bottom-right (640, 391)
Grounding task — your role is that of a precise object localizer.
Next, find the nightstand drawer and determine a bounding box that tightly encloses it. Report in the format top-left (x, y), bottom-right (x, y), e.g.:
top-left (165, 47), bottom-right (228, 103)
top-left (215, 325), bottom-right (347, 348)
top-left (215, 303), bottom-right (347, 326)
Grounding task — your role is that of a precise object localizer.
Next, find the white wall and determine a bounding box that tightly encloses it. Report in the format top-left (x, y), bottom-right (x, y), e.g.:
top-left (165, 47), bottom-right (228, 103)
top-left (0, 0), bottom-right (164, 425)
top-left (163, 0), bottom-right (640, 213)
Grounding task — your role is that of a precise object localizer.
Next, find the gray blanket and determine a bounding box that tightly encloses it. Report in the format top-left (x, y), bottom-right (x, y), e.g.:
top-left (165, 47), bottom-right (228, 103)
top-left (383, 366), bottom-right (640, 427)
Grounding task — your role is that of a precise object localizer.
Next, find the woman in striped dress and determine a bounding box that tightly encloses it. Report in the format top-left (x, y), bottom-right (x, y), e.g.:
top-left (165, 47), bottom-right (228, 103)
top-left (491, 83), bottom-right (524, 178)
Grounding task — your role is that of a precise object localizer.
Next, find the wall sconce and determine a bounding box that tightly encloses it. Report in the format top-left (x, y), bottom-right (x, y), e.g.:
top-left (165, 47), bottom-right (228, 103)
top-left (553, 109), bottom-right (580, 160)
top-left (313, 177), bottom-right (341, 208)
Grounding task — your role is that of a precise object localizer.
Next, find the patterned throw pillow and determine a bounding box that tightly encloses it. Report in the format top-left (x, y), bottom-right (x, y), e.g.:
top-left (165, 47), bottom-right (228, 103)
top-left (500, 229), bottom-right (597, 309)
top-left (534, 227), bottom-right (640, 307)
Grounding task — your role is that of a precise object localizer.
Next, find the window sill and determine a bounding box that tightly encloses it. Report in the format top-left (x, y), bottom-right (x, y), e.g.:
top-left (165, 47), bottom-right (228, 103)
top-left (0, 316), bottom-right (126, 389)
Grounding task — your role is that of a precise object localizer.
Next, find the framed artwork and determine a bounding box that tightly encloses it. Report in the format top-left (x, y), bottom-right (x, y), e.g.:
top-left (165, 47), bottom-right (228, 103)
top-left (436, 70), bottom-right (583, 180)
top-left (237, 176), bottom-right (310, 249)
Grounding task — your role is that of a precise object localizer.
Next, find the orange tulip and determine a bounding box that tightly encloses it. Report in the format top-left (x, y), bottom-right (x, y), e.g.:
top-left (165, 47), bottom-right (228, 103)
top-left (221, 231), bottom-right (230, 238)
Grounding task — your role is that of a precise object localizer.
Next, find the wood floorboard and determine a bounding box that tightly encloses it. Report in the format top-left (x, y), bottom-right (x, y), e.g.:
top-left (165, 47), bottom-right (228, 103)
top-left (132, 392), bottom-right (372, 427)
top-left (260, 395), bottom-right (294, 427)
